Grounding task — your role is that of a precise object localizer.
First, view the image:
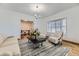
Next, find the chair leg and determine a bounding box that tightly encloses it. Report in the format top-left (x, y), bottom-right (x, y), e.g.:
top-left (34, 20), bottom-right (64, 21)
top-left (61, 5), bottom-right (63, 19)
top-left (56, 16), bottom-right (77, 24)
top-left (54, 44), bottom-right (57, 46)
top-left (41, 43), bottom-right (43, 46)
top-left (60, 42), bottom-right (62, 45)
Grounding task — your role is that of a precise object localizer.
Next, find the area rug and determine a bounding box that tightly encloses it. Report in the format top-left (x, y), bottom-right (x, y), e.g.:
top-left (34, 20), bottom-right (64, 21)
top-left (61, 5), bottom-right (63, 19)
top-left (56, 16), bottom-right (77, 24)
top-left (18, 39), bottom-right (70, 56)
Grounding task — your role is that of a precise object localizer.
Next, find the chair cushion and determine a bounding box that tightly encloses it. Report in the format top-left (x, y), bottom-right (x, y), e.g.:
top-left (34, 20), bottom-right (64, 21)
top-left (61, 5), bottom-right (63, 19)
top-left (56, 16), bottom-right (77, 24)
top-left (0, 51), bottom-right (12, 56)
top-left (48, 38), bottom-right (58, 44)
top-left (49, 36), bottom-right (58, 40)
top-left (0, 37), bottom-right (21, 56)
top-left (0, 34), bottom-right (7, 45)
top-left (0, 33), bottom-right (15, 46)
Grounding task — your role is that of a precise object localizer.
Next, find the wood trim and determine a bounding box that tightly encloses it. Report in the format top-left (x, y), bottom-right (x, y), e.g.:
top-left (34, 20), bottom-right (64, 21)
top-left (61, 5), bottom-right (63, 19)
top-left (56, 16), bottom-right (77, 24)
top-left (21, 20), bottom-right (33, 23)
top-left (63, 40), bottom-right (79, 45)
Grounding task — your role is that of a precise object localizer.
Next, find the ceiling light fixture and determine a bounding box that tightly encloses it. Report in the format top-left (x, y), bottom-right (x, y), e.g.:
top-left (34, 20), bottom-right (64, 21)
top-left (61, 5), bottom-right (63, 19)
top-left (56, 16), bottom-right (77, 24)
top-left (34, 4), bottom-right (40, 29)
top-left (30, 4), bottom-right (45, 29)
top-left (31, 4), bottom-right (45, 13)
top-left (34, 4), bottom-right (40, 20)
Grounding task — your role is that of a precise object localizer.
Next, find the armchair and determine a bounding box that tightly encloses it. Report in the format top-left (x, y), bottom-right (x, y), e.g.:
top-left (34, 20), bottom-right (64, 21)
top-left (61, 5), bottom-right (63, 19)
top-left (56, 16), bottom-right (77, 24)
top-left (48, 32), bottom-right (63, 45)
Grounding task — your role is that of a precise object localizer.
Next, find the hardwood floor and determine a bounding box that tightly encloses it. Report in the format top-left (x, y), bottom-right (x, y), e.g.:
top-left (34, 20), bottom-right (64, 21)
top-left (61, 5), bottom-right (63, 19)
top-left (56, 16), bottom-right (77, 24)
top-left (62, 41), bottom-right (79, 56)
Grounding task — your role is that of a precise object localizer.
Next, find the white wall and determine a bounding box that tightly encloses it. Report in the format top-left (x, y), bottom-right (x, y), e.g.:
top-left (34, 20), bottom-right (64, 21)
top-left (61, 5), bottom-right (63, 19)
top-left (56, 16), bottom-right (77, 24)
top-left (41, 6), bottom-right (79, 43)
top-left (0, 8), bottom-right (34, 36)
top-left (1, 5), bottom-right (79, 43)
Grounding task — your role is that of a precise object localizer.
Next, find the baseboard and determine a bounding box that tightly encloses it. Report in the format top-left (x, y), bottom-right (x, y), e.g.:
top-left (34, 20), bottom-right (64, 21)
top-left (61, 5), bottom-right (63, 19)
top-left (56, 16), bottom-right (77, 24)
top-left (63, 40), bottom-right (79, 45)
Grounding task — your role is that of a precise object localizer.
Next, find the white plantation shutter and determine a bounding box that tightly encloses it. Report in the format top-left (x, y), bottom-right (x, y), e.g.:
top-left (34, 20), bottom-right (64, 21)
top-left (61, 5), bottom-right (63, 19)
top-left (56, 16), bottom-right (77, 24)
top-left (47, 18), bottom-right (66, 34)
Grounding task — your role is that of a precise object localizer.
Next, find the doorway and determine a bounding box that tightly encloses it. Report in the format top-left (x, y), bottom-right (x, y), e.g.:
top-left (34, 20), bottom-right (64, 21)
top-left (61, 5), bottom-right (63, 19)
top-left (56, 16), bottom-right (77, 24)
top-left (21, 20), bottom-right (34, 39)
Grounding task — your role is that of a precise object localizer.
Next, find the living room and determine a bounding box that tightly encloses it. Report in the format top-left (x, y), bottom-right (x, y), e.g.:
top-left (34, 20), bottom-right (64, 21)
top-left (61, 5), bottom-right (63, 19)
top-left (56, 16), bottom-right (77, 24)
top-left (0, 3), bottom-right (79, 56)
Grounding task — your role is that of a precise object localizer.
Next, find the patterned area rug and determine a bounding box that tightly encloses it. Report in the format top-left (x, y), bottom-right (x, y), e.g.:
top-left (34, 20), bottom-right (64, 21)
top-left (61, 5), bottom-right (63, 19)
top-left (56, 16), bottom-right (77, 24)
top-left (18, 39), bottom-right (69, 56)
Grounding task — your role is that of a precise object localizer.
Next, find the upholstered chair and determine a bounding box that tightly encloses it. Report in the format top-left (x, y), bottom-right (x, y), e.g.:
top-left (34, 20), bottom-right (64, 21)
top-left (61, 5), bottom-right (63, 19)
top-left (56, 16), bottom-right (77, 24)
top-left (48, 32), bottom-right (63, 45)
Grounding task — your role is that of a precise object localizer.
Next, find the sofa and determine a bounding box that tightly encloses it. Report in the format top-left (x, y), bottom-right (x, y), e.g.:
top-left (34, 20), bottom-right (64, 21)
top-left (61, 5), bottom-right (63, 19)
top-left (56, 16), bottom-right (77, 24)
top-left (0, 34), bottom-right (21, 56)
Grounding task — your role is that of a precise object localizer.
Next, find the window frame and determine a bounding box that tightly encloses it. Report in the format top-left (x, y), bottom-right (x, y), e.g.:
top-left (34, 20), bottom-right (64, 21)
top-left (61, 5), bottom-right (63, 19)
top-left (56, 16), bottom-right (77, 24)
top-left (47, 17), bottom-right (67, 34)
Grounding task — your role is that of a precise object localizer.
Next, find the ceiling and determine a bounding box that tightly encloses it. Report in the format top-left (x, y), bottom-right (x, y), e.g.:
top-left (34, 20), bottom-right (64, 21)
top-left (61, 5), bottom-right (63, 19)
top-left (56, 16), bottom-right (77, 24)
top-left (0, 3), bottom-right (79, 18)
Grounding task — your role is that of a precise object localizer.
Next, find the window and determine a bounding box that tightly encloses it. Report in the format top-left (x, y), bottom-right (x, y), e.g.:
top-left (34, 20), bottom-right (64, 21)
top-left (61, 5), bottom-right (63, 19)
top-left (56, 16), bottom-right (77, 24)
top-left (47, 18), bottom-right (66, 34)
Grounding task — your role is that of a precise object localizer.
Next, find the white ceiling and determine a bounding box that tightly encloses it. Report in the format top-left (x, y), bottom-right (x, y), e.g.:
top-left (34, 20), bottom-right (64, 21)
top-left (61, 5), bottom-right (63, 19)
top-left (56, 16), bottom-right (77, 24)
top-left (0, 3), bottom-right (79, 18)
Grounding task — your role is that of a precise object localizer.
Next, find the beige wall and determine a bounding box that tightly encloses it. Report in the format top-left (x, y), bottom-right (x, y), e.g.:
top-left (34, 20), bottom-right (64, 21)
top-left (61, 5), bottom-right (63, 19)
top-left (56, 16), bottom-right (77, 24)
top-left (21, 20), bottom-right (34, 30)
